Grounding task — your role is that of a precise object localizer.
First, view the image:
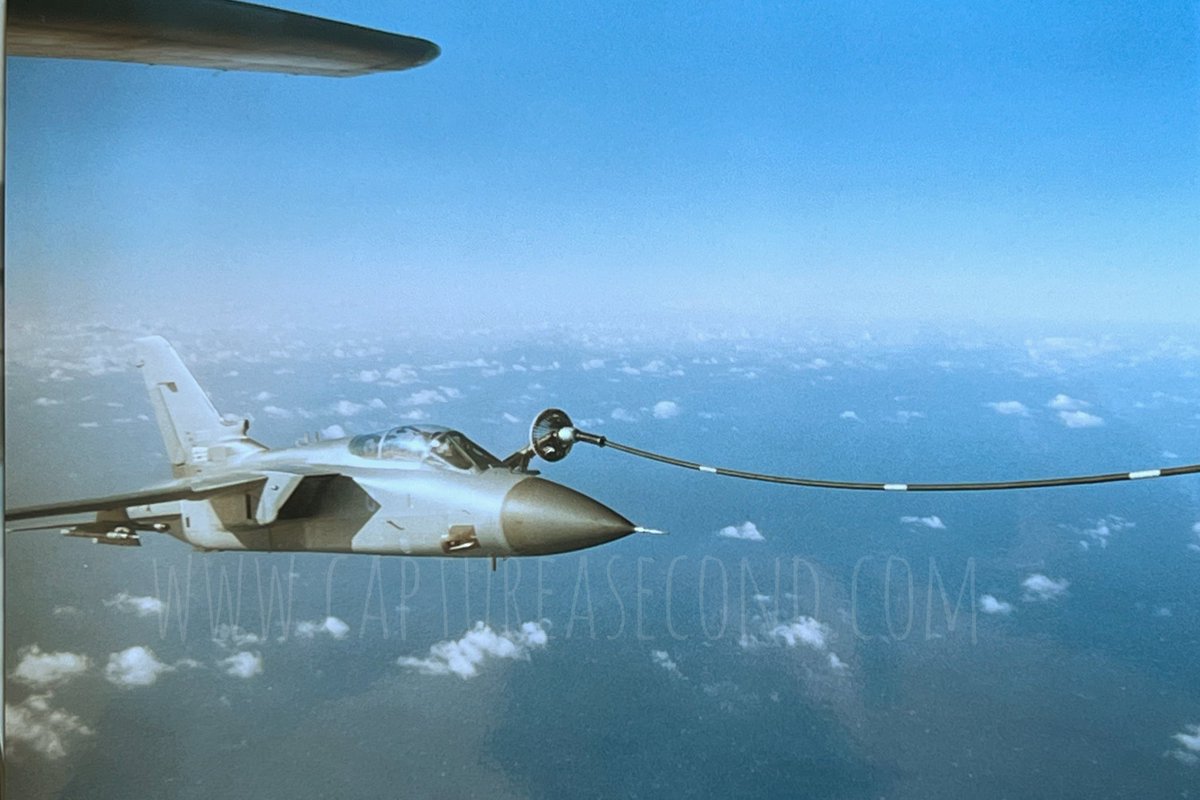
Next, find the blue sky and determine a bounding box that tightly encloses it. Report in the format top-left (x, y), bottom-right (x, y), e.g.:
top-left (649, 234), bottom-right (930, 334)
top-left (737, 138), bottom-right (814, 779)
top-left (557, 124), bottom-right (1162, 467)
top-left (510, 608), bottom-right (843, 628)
top-left (6, 1), bottom-right (1199, 328)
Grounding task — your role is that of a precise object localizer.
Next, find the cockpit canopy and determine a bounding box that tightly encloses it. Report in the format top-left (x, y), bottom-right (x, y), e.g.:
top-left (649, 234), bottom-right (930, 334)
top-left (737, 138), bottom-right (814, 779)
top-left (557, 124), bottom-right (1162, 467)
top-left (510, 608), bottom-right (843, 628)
top-left (348, 425), bottom-right (501, 472)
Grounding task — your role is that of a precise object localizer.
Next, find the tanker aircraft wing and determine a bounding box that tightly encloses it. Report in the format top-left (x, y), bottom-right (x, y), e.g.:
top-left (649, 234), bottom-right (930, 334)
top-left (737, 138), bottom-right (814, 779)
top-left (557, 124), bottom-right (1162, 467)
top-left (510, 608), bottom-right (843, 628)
top-left (6, 0), bottom-right (440, 76)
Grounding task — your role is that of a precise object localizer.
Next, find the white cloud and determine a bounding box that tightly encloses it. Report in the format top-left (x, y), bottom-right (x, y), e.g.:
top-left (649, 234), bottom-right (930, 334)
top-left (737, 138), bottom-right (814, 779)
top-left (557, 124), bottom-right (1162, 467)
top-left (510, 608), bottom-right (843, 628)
top-left (423, 358), bottom-right (491, 372)
top-left (355, 369), bottom-right (381, 383)
top-left (5, 693), bottom-right (93, 760)
top-left (652, 400), bottom-right (680, 419)
top-left (1076, 515), bottom-right (1134, 550)
top-left (219, 651), bottom-right (264, 679)
top-left (1174, 724), bottom-right (1200, 752)
top-left (895, 410), bottom-right (925, 423)
top-left (211, 624), bottom-right (262, 648)
top-left (767, 617), bottom-right (828, 650)
top-left (581, 358), bottom-right (605, 370)
top-left (979, 595), bottom-right (1013, 615)
top-left (104, 592), bottom-right (165, 617)
top-left (295, 616), bottom-right (350, 640)
top-left (651, 650), bottom-right (681, 677)
top-left (105, 646), bottom-right (172, 687)
top-left (320, 423), bottom-right (347, 439)
top-left (368, 397), bottom-right (387, 410)
top-left (610, 407), bottom-right (638, 422)
top-left (384, 365), bottom-right (418, 383)
top-left (502, 412), bottom-right (521, 424)
top-left (254, 390), bottom-right (273, 401)
top-left (839, 410), bottom-right (860, 421)
top-left (1021, 573), bottom-right (1070, 603)
top-left (333, 399), bottom-right (365, 416)
top-left (263, 405), bottom-right (293, 419)
top-left (34, 397), bottom-right (63, 407)
top-left (900, 515), bottom-right (946, 530)
top-left (396, 621), bottom-right (548, 679)
top-left (1171, 724), bottom-right (1200, 766)
top-left (717, 521), bottom-right (764, 541)
top-left (11, 645), bottom-right (91, 688)
top-left (739, 610), bottom-right (849, 673)
top-left (986, 401), bottom-right (1029, 416)
top-left (1047, 393), bottom-right (1090, 410)
top-left (403, 389), bottom-right (448, 405)
top-left (806, 358), bottom-right (830, 370)
top-left (1058, 410), bottom-right (1104, 428)
top-left (397, 409), bottom-right (430, 421)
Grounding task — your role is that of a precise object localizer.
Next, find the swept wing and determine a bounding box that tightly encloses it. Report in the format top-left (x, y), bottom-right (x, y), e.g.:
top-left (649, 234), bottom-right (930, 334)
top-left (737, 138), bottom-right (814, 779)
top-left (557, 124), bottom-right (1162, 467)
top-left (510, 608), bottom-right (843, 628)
top-left (6, 0), bottom-right (440, 77)
top-left (5, 473), bottom-right (269, 524)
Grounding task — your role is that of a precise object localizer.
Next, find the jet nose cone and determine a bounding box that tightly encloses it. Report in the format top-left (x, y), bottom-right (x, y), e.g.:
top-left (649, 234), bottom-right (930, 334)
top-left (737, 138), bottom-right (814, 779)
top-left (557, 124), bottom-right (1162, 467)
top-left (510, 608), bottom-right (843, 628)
top-left (501, 478), bottom-right (635, 555)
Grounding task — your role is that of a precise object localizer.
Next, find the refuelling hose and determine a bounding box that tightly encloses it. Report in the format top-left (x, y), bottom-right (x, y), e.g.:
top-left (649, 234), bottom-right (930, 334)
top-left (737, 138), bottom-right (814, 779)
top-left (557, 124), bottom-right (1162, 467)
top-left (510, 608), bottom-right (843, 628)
top-left (586, 436), bottom-right (1200, 493)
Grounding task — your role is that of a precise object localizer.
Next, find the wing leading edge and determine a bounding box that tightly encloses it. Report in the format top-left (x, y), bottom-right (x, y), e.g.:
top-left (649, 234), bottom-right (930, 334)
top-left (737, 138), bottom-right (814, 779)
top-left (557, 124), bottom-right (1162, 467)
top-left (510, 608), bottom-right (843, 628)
top-left (5, 473), bottom-right (268, 523)
top-left (6, 0), bottom-right (440, 77)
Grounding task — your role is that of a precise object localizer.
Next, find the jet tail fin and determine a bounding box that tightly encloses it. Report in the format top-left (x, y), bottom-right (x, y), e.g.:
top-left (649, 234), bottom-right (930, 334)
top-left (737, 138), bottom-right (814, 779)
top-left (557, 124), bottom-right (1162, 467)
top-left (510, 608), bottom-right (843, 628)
top-left (135, 336), bottom-right (265, 474)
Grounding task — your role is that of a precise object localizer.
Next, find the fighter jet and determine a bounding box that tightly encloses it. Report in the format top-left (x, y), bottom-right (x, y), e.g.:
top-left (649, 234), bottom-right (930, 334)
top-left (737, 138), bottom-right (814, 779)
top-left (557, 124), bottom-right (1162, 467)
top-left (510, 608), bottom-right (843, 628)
top-left (6, 337), bottom-right (645, 559)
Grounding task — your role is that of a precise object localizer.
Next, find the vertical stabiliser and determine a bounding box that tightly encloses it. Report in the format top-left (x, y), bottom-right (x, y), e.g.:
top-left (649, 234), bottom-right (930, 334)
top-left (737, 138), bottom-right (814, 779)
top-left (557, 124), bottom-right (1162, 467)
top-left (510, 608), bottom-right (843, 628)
top-left (135, 336), bottom-right (265, 476)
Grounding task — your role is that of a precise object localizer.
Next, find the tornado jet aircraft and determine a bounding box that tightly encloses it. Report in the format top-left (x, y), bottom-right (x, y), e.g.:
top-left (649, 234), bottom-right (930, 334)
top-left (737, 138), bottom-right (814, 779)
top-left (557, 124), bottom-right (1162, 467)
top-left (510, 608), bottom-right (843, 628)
top-left (6, 338), bottom-right (646, 559)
